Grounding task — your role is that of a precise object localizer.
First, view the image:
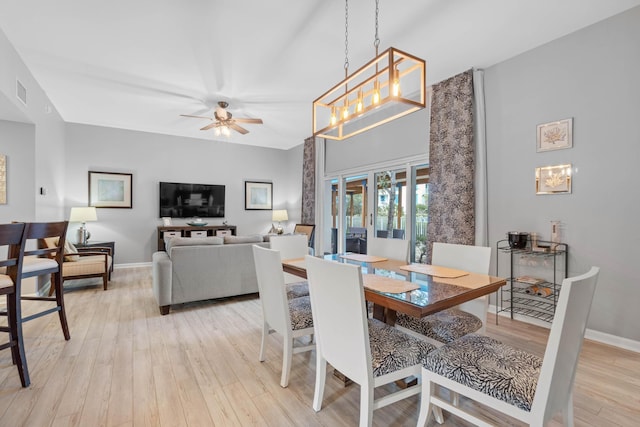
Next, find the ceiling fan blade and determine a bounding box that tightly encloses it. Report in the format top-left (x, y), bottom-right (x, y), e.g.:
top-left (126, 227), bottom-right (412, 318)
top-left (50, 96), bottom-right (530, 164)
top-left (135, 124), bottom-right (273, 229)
top-left (200, 122), bottom-right (218, 131)
top-left (229, 123), bottom-right (249, 134)
top-left (181, 114), bottom-right (212, 120)
top-left (234, 118), bottom-right (263, 124)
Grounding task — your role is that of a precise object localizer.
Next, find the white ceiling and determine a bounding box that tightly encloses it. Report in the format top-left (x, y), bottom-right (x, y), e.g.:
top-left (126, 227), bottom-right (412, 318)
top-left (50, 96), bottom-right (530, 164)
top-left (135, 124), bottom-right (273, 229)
top-left (1, 0), bottom-right (639, 150)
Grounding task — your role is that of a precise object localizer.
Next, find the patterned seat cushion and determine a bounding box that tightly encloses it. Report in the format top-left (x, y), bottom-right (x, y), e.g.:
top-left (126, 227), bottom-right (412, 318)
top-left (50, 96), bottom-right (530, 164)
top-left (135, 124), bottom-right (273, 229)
top-left (288, 296), bottom-right (313, 330)
top-left (368, 318), bottom-right (436, 377)
top-left (285, 281), bottom-right (309, 299)
top-left (423, 334), bottom-right (542, 411)
top-left (395, 308), bottom-right (482, 343)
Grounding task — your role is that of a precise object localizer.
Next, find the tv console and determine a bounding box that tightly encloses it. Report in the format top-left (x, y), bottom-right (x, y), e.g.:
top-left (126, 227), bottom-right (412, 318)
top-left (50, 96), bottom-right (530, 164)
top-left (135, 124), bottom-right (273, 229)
top-left (157, 225), bottom-right (237, 251)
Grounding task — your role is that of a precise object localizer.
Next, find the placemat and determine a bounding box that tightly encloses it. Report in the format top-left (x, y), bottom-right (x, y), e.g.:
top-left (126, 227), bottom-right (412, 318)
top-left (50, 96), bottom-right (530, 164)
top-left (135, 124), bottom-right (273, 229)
top-left (399, 264), bottom-right (469, 278)
top-left (282, 257), bottom-right (306, 268)
top-left (339, 254), bottom-right (388, 263)
top-left (362, 274), bottom-right (420, 293)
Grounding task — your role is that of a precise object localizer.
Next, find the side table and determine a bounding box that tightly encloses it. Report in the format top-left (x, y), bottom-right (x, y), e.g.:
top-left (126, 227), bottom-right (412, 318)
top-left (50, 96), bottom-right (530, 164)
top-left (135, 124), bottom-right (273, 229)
top-left (76, 240), bottom-right (115, 270)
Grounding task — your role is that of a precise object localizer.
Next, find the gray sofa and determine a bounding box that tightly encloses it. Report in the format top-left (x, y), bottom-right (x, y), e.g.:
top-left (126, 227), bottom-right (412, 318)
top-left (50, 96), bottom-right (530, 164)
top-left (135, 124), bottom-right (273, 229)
top-left (152, 235), bottom-right (269, 315)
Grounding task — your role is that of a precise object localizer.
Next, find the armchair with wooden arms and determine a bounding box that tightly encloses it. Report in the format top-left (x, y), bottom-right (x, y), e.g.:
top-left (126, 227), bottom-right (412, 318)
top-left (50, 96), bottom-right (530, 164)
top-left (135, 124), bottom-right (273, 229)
top-left (293, 224), bottom-right (315, 254)
top-left (42, 238), bottom-right (113, 293)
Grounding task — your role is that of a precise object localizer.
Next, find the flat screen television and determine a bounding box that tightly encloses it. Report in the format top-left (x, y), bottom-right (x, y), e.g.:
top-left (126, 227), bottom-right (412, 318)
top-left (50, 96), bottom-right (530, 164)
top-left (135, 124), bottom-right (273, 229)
top-left (159, 182), bottom-right (225, 218)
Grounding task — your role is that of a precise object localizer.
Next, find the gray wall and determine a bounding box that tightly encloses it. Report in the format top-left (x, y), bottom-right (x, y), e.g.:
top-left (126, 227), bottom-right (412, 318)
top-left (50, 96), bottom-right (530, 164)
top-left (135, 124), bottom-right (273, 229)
top-left (65, 123), bottom-right (303, 264)
top-left (0, 27), bottom-right (66, 221)
top-left (0, 120), bottom-right (35, 222)
top-left (485, 7), bottom-right (640, 341)
top-left (325, 107), bottom-right (429, 173)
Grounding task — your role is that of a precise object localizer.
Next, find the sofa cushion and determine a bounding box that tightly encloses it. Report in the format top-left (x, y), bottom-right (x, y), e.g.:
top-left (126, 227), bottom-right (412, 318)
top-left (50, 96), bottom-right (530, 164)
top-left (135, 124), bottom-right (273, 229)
top-left (223, 235), bottom-right (263, 244)
top-left (166, 236), bottom-right (223, 253)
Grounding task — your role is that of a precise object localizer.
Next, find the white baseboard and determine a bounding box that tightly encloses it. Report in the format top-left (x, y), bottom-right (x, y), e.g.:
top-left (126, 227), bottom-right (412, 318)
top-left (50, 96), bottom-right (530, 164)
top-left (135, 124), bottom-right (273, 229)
top-left (488, 304), bottom-right (640, 354)
top-left (114, 262), bottom-right (152, 269)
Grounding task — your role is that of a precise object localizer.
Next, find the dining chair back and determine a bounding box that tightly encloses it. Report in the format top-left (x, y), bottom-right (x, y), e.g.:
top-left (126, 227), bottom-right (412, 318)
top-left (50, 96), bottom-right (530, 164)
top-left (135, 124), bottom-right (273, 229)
top-left (19, 221), bottom-right (71, 340)
top-left (367, 237), bottom-right (409, 263)
top-left (0, 222), bottom-right (30, 386)
top-left (269, 234), bottom-right (309, 260)
top-left (270, 234), bottom-right (311, 289)
top-left (252, 245), bottom-right (314, 387)
top-left (417, 267), bottom-right (600, 427)
top-left (305, 255), bottom-right (435, 427)
top-left (395, 243), bottom-right (491, 344)
top-left (431, 242), bottom-right (491, 274)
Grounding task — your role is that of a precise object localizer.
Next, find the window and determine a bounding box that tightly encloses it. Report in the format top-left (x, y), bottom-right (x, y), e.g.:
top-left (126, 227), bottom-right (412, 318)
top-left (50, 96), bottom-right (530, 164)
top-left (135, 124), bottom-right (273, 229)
top-left (375, 169), bottom-right (406, 239)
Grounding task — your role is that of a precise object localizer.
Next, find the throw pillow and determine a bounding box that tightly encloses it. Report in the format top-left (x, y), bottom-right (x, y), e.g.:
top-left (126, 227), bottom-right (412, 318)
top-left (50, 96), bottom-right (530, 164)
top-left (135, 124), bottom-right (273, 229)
top-left (165, 237), bottom-right (223, 253)
top-left (223, 235), bottom-right (264, 244)
top-left (64, 240), bottom-right (80, 261)
top-left (42, 237), bottom-right (80, 261)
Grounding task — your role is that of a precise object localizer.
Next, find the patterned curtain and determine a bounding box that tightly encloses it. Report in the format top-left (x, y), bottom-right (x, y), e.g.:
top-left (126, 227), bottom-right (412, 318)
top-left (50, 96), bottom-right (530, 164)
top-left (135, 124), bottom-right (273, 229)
top-left (426, 69), bottom-right (475, 262)
top-left (301, 136), bottom-right (316, 224)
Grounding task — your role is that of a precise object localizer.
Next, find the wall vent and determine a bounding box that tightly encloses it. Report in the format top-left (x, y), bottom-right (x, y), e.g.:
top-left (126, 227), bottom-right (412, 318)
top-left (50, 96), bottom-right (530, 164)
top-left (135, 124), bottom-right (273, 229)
top-left (16, 79), bottom-right (27, 105)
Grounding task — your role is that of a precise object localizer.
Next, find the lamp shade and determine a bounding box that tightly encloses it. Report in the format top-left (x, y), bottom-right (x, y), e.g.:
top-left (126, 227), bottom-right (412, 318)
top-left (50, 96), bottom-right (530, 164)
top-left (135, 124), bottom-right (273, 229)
top-left (69, 207), bottom-right (98, 222)
top-left (272, 209), bottom-right (288, 222)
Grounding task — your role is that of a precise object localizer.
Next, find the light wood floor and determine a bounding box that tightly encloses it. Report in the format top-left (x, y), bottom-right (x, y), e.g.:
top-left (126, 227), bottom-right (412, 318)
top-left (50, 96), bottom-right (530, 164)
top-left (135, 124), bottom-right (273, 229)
top-left (0, 267), bottom-right (638, 426)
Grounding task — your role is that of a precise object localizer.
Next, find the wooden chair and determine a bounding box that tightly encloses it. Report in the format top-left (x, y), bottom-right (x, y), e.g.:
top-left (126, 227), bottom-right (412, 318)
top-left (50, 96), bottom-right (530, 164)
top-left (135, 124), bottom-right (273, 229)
top-left (269, 234), bottom-right (310, 297)
top-left (395, 242), bottom-right (491, 345)
top-left (304, 255), bottom-right (436, 427)
top-left (19, 221), bottom-right (71, 340)
top-left (252, 245), bottom-right (314, 387)
top-left (0, 222), bottom-right (30, 387)
top-left (293, 223), bottom-right (315, 249)
top-left (417, 267), bottom-right (600, 427)
top-left (42, 239), bottom-right (112, 293)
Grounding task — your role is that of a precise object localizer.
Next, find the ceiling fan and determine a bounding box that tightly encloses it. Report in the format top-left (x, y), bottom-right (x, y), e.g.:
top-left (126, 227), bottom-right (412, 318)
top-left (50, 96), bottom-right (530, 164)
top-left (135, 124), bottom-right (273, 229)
top-left (180, 101), bottom-right (263, 135)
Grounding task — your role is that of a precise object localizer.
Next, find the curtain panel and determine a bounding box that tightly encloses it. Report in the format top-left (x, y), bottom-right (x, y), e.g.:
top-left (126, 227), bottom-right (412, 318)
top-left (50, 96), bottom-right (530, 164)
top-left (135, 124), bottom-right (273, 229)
top-left (426, 69), bottom-right (475, 262)
top-left (301, 136), bottom-right (316, 224)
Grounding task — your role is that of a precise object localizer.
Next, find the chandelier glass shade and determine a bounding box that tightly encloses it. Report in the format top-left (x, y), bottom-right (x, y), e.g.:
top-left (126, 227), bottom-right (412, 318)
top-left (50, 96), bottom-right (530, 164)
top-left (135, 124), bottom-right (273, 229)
top-left (313, 47), bottom-right (426, 141)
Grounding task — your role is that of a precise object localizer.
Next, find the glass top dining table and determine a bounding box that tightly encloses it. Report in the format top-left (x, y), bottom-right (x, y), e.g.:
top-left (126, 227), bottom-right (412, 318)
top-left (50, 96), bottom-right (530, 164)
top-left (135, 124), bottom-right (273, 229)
top-left (282, 255), bottom-right (506, 326)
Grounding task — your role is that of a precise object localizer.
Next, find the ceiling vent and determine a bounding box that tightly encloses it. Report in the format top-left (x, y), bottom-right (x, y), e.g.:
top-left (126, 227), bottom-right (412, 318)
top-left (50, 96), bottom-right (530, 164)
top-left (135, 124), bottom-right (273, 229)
top-left (16, 79), bottom-right (27, 105)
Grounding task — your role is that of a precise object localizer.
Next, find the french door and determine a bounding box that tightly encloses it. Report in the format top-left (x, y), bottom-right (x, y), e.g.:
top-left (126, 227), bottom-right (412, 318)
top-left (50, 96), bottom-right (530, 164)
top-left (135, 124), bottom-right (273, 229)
top-left (320, 162), bottom-right (429, 261)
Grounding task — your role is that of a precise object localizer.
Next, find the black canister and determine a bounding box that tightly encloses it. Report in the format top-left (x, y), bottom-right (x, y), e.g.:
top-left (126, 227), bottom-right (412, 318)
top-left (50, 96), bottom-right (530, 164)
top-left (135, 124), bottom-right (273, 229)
top-left (507, 232), bottom-right (529, 249)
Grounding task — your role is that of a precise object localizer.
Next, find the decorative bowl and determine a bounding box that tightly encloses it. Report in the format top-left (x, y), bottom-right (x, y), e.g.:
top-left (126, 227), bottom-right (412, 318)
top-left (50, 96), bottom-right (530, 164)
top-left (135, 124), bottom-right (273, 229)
top-left (187, 222), bottom-right (208, 227)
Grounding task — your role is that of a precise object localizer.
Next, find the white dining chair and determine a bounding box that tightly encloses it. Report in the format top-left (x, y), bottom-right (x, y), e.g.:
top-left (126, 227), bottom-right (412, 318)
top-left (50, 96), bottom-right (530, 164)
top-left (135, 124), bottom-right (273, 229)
top-left (366, 237), bottom-right (410, 263)
top-left (395, 242), bottom-right (491, 345)
top-left (269, 234), bottom-right (310, 297)
top-left (305, 255), bottom-right (435, 427)
top-left (252, 245), bottom-right (314, 387)
top-left (417, 266), bottom-right (600, 427)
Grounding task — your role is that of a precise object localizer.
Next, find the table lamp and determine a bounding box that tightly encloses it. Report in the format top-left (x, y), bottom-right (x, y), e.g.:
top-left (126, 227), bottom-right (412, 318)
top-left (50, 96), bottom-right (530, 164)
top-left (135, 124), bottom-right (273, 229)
top-left (271, 209), bottom-right (288, 234)
top-left (69, 207), bottom-right (98, 245)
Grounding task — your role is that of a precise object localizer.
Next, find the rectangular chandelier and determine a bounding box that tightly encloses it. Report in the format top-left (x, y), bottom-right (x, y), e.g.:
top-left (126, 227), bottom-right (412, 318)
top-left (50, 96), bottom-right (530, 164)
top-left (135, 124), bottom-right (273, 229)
top-left (313, 47), bottom-right (426, 141)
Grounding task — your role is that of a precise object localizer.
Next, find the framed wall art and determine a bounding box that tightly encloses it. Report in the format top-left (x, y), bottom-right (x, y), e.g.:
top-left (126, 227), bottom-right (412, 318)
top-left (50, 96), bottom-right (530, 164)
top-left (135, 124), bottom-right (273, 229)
top-left (89, 171), bottom-right (133, 208)
top-left (0, 154), bottom-right (6, 204)
top-left (537, 118), bottom-right (573, 152)
top-left (536, 164), bottom-right (572, 195)
top-left (245, 181), bottom-right (272, 210)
